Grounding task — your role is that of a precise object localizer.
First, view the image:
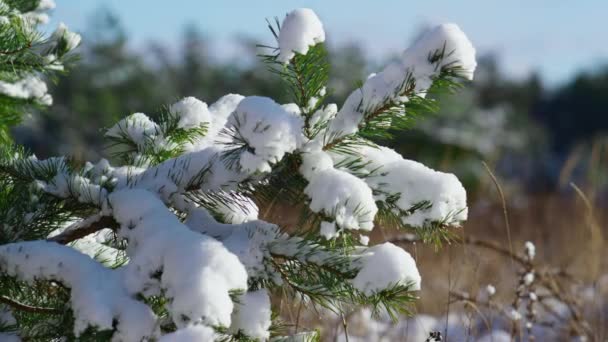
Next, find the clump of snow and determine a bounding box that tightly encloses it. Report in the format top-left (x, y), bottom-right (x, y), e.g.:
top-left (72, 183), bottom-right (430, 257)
top-left (229, 289), bottom-right (272, 340)
top-left (52, 22), bottom-right (81, 52)
top-left (121, 144), bottom-right (247, 196)
top-left (159, 325), bottom-right (216, 341)
top-left (376, 159), bottom-right (467, 227)
top-left (409, 24), bottom-right (476, 81)
top-left (277, 8), bottom-right (325, 63)
top-left (320, 221), bottom-right (338, 239)
top-left (0, 241), bottom-right (158, 339)
top-left (359, 235), bottom-right (370, 246)
top-left (352, 242), bottom-right (421, 295)
top-left (227, 96), bottom-right (303, 173)
top-left (301, 150), bottom-right (377, 231)
top-left (212, 191), bottom-right (259, 224)
top-left (70, 229), bottom-right (120, 266)
top-left (309, 103), bottom-right (338, 135)
top-left (185, 206), bottom-right (280, 280)
top-left (169, 96), bottom-right (211, 130)
top-left (41, 173), bottom-right (108, 206)
top-left (26, 156), bottom-right (109, 206)
top-left (106, 112), bottom-right (160, 148)
top-left (0, 76), bottom-right (52, 105)
top-left (328, 23), bottom-right (476, 138)
top-left (190, 93), bottom-right (244, 150)
top-left (332, 145), bottom-right (467, 227)
top-left (25, 156), bottom-right (146, 208)
top-left (109, 189), bottom-right (248, 328)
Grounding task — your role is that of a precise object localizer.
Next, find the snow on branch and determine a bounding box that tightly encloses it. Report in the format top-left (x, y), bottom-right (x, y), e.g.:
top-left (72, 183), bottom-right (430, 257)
top-left (0, 241), bottom-right (158, 339)
top-left (327, 23), bottom-right (476, 140)
top-left (0, 1), bottom-right (80, 108)
top-left (352, 242), bottom-right (421, 295)
top-left (0, 6), bottom-right (479, 339)
top-left (300, 149), bottom-right (377, 231)
top-left (330, 144), bottom-right (468, 228)
top-left (109, 189), bottom-right (248, 328)
top-left (222, 96), bottom-right (304, 173)
top-left (277, 8), bottom-right (325, 63)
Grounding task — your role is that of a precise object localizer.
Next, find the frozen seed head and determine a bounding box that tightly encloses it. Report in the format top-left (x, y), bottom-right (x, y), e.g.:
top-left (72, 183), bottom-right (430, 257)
top-left (508, 308), bottom-right (522, 321)
top-left (523, 272), bottom-right (535, 286)
top-left (524, 241), bottom-right (536, 260)
top-left (486, 284), bottom-right (496, 297)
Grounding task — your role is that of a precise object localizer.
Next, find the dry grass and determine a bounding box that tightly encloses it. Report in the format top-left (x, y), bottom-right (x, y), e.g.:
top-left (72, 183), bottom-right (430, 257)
top-left (267, 143), bottom-right (608, 340)
top-left (271, 183), bottom-right (608, 340)
top-left (385, 176), bottom-right (608, 340)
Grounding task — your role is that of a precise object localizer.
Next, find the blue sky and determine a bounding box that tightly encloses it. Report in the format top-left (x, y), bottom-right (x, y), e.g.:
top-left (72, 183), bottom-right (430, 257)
top-left (48, 1), bottom-right (607, 85)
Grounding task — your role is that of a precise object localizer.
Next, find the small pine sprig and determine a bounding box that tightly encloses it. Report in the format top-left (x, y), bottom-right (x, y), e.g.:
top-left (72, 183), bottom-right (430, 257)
top-left (105, 107), bottom-right (208, 166)
top-left (259, 17), bottom-right (330, 137)
top-left (268, 236), bottom-right (418, 319)
top-left (0, 0), bottom-right (81, 143)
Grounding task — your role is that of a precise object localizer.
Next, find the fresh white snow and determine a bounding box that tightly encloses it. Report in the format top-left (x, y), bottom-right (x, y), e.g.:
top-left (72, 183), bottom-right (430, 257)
top-left (0, 7), bottom-right (483, 339)
top-left (352, 242), bottom-right (421, 295)
top-left (277, 8), bottom-right (325, 63)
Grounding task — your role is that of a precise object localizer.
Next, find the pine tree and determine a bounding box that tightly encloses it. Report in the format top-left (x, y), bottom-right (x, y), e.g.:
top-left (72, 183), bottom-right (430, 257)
top-left (0, 0), bottom-right (80, 144)
top-left (0, 7), bottom-right (476, 341)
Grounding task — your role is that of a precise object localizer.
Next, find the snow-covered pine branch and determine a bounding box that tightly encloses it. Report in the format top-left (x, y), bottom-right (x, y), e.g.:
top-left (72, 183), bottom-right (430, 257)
top-left (0, 0), bottom-right (81, 143)
top-left (0, 7), bottom-right (476, 341)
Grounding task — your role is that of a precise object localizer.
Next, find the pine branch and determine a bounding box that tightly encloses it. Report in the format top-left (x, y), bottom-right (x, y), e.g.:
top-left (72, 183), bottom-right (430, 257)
top-left (0, 295), bottom-right (61, 315)
top-left (47, 215), bottom-right (117, 245)
top-left (259, 19), bottom-right (330, 137)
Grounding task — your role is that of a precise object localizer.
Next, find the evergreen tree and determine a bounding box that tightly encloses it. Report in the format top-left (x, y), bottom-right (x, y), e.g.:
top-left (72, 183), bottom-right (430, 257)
top-left (0, 7), bottom-right (476, 341)
top-left (0, 0), bottom-right (79, 144)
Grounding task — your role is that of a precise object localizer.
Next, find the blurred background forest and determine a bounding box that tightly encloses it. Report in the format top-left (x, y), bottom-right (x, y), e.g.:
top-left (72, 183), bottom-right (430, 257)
top-left (9, 7), bottom-right (608, 333)
top-left (14, 8), bottom-right (608, 195)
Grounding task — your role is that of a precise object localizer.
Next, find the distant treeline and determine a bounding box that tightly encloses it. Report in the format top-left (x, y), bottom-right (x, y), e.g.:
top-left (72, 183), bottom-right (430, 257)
top-left (13, 9), bottom-right (608, 192)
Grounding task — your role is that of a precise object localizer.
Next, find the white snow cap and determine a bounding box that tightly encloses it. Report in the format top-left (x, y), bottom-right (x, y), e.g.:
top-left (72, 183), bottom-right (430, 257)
top-left (106, 112), bottom-right (160, 148)
top-left (228, 96), bottom-right (303, 173)
top-left (0, 76), bottom-right (52, 105)
top-left (320, 221), bottom-right (338, 239)
top-left (109, 189), bottom-right (248, 329)
top-left (229, 289), bottom-right (272, 340)
top-left (0, 241), bottom-right (158, 339)
top-left (353, 242), bottom-right (421, 295)
top-left (411, 23), bottom-right (476, 81)
top-left (328, 23), bottom-right (476, 138)
top-left (331, 145), bottom-right (467, 227)
top-left (169, 96), bottom-right (212, 130)
top-left (53, 22), bottom-right (81, 51)
top-left (213, 192), bottom-right (259, 224)
top-left (301, 149), bottom-right (378, 231)
top-left (277, 8), bottom-right (325, 63)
